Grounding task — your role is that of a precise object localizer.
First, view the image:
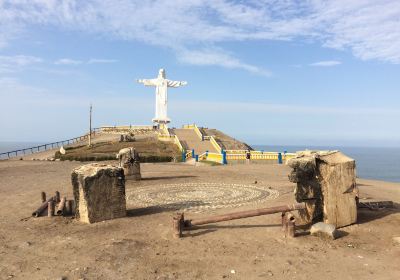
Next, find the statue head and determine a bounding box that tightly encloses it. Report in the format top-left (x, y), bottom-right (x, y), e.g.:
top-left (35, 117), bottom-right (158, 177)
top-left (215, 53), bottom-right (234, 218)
top-left (158, 68), bottom-right (166, 78)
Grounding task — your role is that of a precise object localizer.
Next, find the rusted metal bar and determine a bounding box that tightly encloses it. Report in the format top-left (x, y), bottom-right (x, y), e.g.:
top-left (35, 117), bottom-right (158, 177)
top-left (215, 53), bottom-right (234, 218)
top-left (55, 191), bottom-right (61, 204)
top-left (32, 197), bottom-right (54, 217)
top-left (41, 192), bottom-right (46, 203)
top-left (185, 203), bottom-right (306, 227)
top-left (56, 197), bottom-right (66, 215)
top-left (48, 201), bottom-right (55, 217)
top-left (173, 212), bottom-right (184, 238)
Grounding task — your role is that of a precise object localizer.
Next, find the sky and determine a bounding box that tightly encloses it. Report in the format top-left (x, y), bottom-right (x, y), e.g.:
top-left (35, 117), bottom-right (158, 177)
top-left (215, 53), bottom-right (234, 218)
top-left (0, 0), bottom-right (400, 147)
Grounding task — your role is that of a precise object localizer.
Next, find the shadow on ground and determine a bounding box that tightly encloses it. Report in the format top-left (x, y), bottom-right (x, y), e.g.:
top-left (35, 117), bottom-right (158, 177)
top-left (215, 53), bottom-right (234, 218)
top-left (184, 224), bottom-right (281, 237)
top-left (140, 175), bottom-right (198, 181)
top-left (127, 200), bottom-right (210, 216)
top-left (357, 203), bottom-right (400, 224)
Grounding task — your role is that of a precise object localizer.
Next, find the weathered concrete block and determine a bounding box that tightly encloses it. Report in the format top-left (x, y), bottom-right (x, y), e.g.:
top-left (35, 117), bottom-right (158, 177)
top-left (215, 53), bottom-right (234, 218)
top-left (71, 163), bottom-right (126, 224)
top-left (117, 147), bottom-right (141, 181)
top-left (310, 222), bottom-right (338, 240)
top-left (123, 161), bottom-right (141, 180)
top-left (287, 150), bottom-right (358, 228)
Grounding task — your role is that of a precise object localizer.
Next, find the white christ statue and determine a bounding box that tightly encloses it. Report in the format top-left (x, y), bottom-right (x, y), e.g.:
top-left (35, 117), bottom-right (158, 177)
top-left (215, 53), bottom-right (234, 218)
top-left (137, 68), bottom-right (187, 125)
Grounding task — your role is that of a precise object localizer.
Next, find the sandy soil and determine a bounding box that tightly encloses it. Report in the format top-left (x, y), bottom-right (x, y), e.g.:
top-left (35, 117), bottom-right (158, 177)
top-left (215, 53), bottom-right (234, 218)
top-left (0, 161), bottom-right (399, 280)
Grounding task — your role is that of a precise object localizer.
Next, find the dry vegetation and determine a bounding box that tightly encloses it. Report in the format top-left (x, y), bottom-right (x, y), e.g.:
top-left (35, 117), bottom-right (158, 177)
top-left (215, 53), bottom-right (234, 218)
top-left (55, 137), bottom-right (181, 162)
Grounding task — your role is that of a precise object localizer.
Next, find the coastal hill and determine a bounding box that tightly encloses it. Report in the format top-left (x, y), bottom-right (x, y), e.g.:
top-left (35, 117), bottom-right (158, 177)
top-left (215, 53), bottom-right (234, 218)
top-left (12, 125), bottom-right (252, 162)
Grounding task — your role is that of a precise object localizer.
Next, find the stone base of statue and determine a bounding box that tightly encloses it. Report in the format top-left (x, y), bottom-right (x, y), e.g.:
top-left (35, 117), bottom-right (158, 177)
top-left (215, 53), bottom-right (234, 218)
top-left (152, 118), bottom-right (171, 124)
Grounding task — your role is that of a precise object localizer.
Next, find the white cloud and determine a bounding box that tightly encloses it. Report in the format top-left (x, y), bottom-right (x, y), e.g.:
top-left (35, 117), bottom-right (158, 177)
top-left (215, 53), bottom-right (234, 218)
top-left (178, 48), bottom-right (271, 77)
top-left (54, 58), bottom-right (117, 65)
top-left (54, 58), bottom-right (83, 65)
top-left (88, 58), bottom-right (118, 64)
top-left (0, 55), bottom-right (42, 73)
top-left (310, 60), bottom-right (342, 67)
top-left (1, 0), bottom-right (400, 73)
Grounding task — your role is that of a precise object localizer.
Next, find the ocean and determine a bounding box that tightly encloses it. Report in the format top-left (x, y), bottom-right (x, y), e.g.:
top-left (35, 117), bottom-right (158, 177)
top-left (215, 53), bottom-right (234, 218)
top-left (0, 142), bottom-right (399, 183)
top-left (254, 145), bottom-right (400, 183)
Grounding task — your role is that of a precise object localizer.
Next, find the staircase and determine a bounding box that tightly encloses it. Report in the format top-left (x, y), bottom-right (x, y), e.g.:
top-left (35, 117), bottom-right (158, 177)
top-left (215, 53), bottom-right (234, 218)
top-left (173, 128), bottom-right (218, 154)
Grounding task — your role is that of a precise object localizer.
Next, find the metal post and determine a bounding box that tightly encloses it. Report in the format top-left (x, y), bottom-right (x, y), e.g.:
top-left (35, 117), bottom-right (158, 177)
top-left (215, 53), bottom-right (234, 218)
top-left (195, 155), bottom-right (199, 162)
top-left (55, 191), bottom-right (61, 204)
top-left (278, 152), bottom-right (283, 164)
top-left (182, 151), bottom-right (186, 162)
top-left (48, 201), bottom-right (55, 217)
top-left (41, 192), bottom-right (46, 203)
top-left (173, 212), bottom-right (184, 238)
top-left (88, 104), bottom-right (92, 147)
top-left (192, 149), bottom-right (195, 158)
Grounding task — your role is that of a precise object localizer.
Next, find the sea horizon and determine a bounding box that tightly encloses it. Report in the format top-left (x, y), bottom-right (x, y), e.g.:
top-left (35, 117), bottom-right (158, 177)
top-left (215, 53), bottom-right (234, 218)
top-left (1, 141), bottom-right (399, 183)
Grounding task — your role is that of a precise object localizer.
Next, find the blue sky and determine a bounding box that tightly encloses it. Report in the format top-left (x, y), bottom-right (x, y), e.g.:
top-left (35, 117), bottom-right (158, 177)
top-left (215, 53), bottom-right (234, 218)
top-left (0, 0), bottom-right (400, 147)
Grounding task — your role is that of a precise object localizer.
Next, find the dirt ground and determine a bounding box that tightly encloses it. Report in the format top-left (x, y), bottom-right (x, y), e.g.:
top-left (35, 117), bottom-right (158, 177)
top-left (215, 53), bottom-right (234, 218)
top-left (0, 161), bottom-right (399, 280)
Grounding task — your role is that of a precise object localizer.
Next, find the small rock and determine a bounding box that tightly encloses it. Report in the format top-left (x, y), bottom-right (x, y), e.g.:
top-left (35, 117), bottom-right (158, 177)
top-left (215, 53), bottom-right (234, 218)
top-left (310, 222), bottom-right (338, 240)
top-left (19, 241), bottom-right (32, 248)
top-left (393, 237), bottom-right (400, 245)
top-left (230, 270), bottom-right (236, 274)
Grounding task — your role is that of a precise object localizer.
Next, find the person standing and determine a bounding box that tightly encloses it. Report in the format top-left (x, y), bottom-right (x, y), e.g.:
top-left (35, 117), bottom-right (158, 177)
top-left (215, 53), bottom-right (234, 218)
top-left (246, 150), bottom-right (251, 164)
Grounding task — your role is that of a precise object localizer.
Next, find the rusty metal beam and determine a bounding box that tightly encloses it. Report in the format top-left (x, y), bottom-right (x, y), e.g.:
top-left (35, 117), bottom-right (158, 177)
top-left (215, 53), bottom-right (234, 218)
top-left (32, 196), bottom-right (54, 217)
top-left (185, 203), bottom-right (306, 227)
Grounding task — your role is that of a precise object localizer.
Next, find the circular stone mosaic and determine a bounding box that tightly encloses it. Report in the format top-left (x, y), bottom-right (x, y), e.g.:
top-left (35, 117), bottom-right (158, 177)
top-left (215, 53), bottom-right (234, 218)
top-left (126, 183), bottom-right (279, 212)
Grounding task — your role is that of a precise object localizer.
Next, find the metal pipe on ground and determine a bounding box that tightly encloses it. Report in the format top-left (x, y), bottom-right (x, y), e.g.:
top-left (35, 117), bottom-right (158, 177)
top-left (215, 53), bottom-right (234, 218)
top-left (32, 196), bottom-right (54, 217)
top-left (185, 203), bottom-right (306, 227)
top-left (56, 197), bottom-right (66, 215)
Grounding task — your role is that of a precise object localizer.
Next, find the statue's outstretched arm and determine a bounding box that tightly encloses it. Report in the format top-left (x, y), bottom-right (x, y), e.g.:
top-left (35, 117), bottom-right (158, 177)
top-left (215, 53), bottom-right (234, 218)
top-left (167, 80), bottom-right (187, 88)
top-left (137, 78), bottom-right (157, 86)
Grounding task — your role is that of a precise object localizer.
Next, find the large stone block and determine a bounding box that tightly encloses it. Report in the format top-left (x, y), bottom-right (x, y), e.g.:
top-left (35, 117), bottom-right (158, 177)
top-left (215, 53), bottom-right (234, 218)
top-left (287, 150), bottom-right (358, 228)
top-left (117, 147), bottom-right (141, 181)
top-left (71, 163), bottom-right (126, 224)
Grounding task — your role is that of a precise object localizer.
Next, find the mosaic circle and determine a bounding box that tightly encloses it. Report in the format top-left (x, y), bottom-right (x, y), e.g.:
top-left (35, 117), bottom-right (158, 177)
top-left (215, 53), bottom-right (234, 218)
top-left (126, 182), bottom-right (279, 212)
